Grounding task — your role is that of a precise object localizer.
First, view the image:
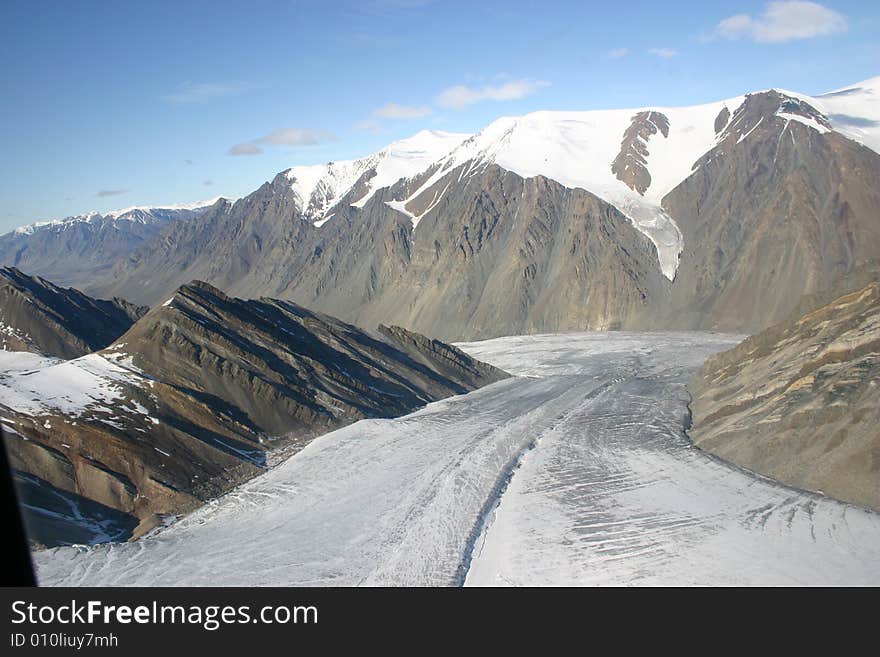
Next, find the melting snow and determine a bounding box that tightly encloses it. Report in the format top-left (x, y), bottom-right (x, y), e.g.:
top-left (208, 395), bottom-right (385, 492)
top-left (0, 352), bottom-right (147, 418)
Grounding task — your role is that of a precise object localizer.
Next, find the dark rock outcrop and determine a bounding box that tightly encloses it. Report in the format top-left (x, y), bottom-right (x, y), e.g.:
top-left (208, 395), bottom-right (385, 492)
top-left (0, 267), bottom-right (146, 358)
top-left (612, 111), bottom-right (670, 194)
top-left (714, 106), bottom-right (730, 134)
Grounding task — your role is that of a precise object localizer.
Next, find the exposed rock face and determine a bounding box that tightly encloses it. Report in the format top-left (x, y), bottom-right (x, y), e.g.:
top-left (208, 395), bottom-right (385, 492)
top-left (0, 205), bottom-right (213, 290)
top-left (123, 281), bottom-right (508, 436)
top-left (96, 164), bottom-right (668, 340)
top-left (377, 324), bottom-right (507, 389)
top-left (612, 111), bottom-right (670, 194)
top-left (0, 267), bottom-right (145, 358)
top-left (1, 280), bottom-right (508, 546)
top-left (714, 106), bottom-right (731, 133)
top-left (689, 265), bottom-right (880, 512)
top-left (662, 91), bottom-right (880, 332)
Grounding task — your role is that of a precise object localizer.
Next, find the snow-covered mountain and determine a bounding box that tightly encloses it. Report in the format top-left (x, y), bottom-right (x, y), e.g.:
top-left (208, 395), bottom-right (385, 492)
top-left (9, 198), bottom-right (224, 237)
top-left (373, 76), bottom-right (880, 279)
top-left (74, 76), bottom-right (880, 338)
top-left (284, 130), bottom-right (469, 226)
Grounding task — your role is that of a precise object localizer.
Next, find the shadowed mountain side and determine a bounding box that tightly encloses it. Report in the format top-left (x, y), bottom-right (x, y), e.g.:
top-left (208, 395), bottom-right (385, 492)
top-left (0, 267), bottom-right (145, 358)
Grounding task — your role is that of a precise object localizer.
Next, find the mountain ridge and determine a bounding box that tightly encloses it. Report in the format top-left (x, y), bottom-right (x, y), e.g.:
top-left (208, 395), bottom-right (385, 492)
top-left (1, 277), bottom-right (508, 546)
top-left (13, 76), bottom-right (880, 341)
top-left (0, 266), bottom-right (145, 358)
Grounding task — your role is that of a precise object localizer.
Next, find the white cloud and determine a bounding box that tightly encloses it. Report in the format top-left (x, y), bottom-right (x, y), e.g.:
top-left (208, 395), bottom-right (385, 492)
top-left (229, 128), bottom-right (335, 155)
top-left (648, 48), bottom-right (678, 58)
top-left (355, 103), bottom-right (432, 130)
top-left (435, 78), bottom-right (550, 109)
top-left (373, 103), bottom-right (432, 119)
top-left (255, 128), bottom-right (336, 146)
top-left (96, 189), bottom-right (129, 197)
top-left (355, 75), bottom-right (550, 130)
top-left (710, 1), bottom-right (846, 43)
top-left (228, 143), bottom-right (262, 156)
top-left (162, 82), bottom-right (249, 104)
top-left (608, 47), bottom-right (630, 59)
top-left (354, 118), bottom-right (381, 132)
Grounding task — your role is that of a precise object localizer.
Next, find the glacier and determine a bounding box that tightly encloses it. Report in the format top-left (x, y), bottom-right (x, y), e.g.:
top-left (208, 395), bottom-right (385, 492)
top-left (33, 332), bottom-right (880, 586)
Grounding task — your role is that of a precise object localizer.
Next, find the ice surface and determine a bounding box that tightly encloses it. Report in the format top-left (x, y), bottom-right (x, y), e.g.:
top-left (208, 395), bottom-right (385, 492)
top-left (462, 335), bottom-right (880, 586)
top-left (33, 333), bottom-right (880, 586)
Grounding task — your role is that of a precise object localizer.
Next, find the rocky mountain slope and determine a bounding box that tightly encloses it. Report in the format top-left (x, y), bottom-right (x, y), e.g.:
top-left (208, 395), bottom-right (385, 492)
top-left (661, 90), bottom-right (880, 331)
top-left (0, 280), bottom-right (507, 546)
top-left (0, 202), bottom-right (219, 288)
top-left (0, 267), bottom-right (145, 358)
top-left (76, 78), bottom-right (880, 341)
top-left (689, 264), bottom-right (880, 512)
top-left (103, 164), bottom-right (666, 340)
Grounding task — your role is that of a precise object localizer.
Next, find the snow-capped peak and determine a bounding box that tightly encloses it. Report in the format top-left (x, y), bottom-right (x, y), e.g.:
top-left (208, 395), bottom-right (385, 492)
top-left (284, 129), bottom-right (470, 225)
top-left (105, 196), bottom-right (227, 219)
top-left (387, 99), bottom-right (752, 280)
top-left (383, 77), bottom-right (880, 280)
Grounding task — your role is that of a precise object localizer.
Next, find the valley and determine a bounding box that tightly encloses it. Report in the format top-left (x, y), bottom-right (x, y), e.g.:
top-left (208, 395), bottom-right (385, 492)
top-left (34, 333), bottom-right (880, 587)
top-left (2, 68), bottom-right (879, 587)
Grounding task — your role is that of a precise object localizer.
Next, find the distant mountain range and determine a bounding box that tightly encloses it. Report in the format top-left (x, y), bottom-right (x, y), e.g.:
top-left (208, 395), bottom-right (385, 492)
top-left (0, 201), bottom-right (223, 288)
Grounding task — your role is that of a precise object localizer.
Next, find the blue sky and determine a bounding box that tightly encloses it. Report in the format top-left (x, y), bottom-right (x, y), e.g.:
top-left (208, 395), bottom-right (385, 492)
top-left (1, 0), bottom-right (878, 230)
